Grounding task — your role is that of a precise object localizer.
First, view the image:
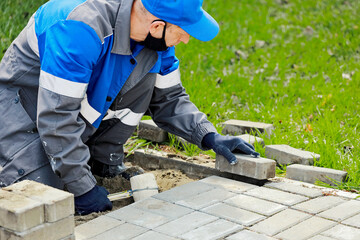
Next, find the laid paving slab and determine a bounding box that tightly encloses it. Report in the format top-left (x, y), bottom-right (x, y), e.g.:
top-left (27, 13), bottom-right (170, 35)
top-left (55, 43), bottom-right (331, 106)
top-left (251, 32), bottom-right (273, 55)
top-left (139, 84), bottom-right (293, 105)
top-left (237, 134), bottom-right (265, 146)
top-left (132, 231), bottom-right (179, 240)
top-left (286, 164), bottom-right (348, 186)
top-left (180, 219), bottom-right (242, 240)
top-left (221, 119), bottom-right (274, 136)
top-left (154, 211), bottom-right (218, 237)
top-left (321, 224), bottom-right (360, 240)
top-left (318, 200), bottom-right (360, 221)
top-left (226, 229), bottom-right (277, 240)
top-left (88, 223), bottom-right (147, 240)
top-left (201, 202), bottom-right (265, 226)
top-left (216, 153), bottom-right (276, 179)
top-left (275, 216), bottom-right (337, 240)
top-left (292, 196), bottom-right (346, 214)
top-left (265, 180), bottom-right (323, 198)
top-left (137, 119), bottom-right (168, 143)
top-left (225, 194), bottom-right (287, 216)
top-left (342, 213), bottom-right (360, 228)
top-left (265, 144), bottom-right (320, 165)
top-left (308, 236), bottom-right (337, 240)
top-left (199, 175), bottom-right (257, 193)
top-left (250, 209), bottom-right (311, 236)
top-left (244, 186), bottom-right (308, 206)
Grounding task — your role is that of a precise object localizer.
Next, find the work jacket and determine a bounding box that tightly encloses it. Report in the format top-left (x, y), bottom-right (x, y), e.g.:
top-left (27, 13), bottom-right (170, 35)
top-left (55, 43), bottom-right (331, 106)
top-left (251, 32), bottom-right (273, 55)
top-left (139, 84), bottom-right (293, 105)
top-left (0, 0), bottom-right (216, 196)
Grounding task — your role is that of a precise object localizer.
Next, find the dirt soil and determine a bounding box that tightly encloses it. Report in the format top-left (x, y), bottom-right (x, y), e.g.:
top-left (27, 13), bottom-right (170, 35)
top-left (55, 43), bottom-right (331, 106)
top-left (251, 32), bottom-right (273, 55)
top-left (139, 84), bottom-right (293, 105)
top-left (74, 167), bottom-right (197, 226)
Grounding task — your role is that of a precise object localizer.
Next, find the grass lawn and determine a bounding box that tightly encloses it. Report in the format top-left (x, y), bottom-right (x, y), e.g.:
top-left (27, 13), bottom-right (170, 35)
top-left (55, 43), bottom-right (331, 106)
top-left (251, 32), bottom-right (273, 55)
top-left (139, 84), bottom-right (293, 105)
top-left (1, 0), bottom-right (359, 191)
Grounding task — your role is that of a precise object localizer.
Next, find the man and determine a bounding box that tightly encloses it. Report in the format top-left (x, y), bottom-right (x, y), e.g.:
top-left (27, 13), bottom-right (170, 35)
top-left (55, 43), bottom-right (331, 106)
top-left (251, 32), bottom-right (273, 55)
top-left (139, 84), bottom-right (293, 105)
top-left (0, 0), bottom-right (259, 215)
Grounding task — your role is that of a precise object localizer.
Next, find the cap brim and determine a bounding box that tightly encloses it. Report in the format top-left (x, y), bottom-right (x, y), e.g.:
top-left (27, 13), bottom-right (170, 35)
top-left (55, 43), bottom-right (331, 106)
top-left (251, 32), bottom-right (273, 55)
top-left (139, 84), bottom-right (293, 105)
top-left (181, 10), bottom-right (219, 42)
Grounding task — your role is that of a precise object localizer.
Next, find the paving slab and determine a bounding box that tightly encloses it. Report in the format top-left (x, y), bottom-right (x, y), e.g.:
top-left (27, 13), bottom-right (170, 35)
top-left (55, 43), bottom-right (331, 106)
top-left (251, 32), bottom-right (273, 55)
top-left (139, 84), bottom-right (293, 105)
top-left (154, 211), bottom-right (218, 237)
top-left (137, 119), bottom-right (168, 143)
top-left (216, 153), bottom-right (276, 180)
top-left (286, 164), bottom-right (348, 186)
top-left (275, 216), bottom-right (337, 240)
top-left (307, 235), bottom-right (337, 240)
top-left (199, 175), bottom-right (257, 193)
top-left (132, 231), bottom-right (179, 240)
top-left (221, 119), bottom-right (274, 136)
top-left (180, 219), bottom-right (242, 240)
top-left (318, 200), bottom-right (360, 221)
top-left (88, 223), bottom-right (148, 240)
top-left (292, 196), bottom-right (346, 214)
top-left (226, 229), bottom-right (277, 240)
top-left (237, 134), bottom-right (265, 146)
top-left (342, 213), bottom-right (360, 228)
top-left (265, 144), bottom-right (320, 165)
top-left (244, 186), bottom-right (308, 206)
top-left (201, 202), bottom-right (265, 226)
top-left (321, 224), bottom-right (360, 240)
top-left (265, 181), bottom-right (323, 198)
top-left (250, 209), bottom-right (311, 236)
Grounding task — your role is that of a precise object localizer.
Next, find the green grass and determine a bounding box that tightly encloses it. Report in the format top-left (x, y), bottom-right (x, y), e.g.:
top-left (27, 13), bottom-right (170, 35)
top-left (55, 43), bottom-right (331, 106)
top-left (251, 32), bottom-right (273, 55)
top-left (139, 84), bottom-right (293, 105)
top-left (1, 0), bottom-right (359, 191)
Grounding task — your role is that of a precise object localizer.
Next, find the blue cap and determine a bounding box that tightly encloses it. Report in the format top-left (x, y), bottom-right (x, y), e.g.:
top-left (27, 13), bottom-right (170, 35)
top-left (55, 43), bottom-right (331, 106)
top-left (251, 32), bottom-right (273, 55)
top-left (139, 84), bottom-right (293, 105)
top-left (141, 0), bottom-right (219, 42)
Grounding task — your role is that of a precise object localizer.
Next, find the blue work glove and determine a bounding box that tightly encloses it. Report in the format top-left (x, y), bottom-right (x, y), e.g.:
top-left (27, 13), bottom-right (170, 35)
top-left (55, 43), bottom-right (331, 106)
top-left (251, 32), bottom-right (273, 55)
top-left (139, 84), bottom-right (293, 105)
top-left (74, 185), bottom-right (113, 215)
top-left (202, 133), bottom-right (260, 165)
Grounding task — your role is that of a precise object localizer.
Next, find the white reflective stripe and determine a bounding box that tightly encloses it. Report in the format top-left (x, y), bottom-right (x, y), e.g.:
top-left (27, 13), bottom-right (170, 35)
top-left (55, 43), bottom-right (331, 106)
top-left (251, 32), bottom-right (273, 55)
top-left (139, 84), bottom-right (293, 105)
top-left (80, 94), bottom-right (101, 124)
top-left (155, 68), bottom-right (181, 89)
top-left (26, 16), bottom-right (39, 57)
top-left (103, 108), bottom-right (144, 126)
top-left (39, 70), bottom-right (88, 98)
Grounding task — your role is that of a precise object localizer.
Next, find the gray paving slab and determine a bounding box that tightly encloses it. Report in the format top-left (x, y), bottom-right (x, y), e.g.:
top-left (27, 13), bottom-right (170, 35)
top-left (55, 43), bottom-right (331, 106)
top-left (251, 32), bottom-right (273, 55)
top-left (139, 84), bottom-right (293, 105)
top-left (308, 235), bottom-right (337, 240)
top-left (321, 224), bottom-right (360, 240)
top-left (221, 119), bottom-right (274, 136)
top-left (154, 211), bottom-right (218, 237)
top-left (265, 144), bottom-right (320, 165)
top-left (153, 181), bottom-right (215, 203)
top-left (265, 181), bottom-right (323, 198)
top-left (250, 209), bottom-right (311, 236)
top-left (342, 213), bottom-right (360, 228)
top-left (131, 197), bottom-right (193, 219)
top-left (132, 231), bottom-right (179, 240)
top-left (138, 119), bottom-right (168, 143)
top-left (318, 200), bottom-right (360, 221)
top-left (201, 202), bottom-right (265, 226)
top-left (226, 230), bottom-right (277, 240)
top-left (275, 216), bottom-right (337, 240)
top-left (180, 219), bottom-right (242, 240)
top-left (176, 188), bottom-right (236, 210)
top-left (237, 134), bottom-right (265, 147)
top-left (292, 196), bottom-right (346, 214)
top-left (224, 194), bottom-right (287, 216)
top-left (199, 175), bottom-right (257, 193)
top-left (245, 186), bottom-right (308, 206)
top-left (106, 205), bottom-right (172, 229)
top-left (88, 223), bottom-right (148, 240)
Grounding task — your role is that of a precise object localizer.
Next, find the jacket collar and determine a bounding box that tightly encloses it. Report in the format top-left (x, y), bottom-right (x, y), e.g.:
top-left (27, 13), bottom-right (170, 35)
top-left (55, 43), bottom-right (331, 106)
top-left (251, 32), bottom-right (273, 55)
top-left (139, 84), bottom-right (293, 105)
top-left (111, 0), bottom-right (134, 55)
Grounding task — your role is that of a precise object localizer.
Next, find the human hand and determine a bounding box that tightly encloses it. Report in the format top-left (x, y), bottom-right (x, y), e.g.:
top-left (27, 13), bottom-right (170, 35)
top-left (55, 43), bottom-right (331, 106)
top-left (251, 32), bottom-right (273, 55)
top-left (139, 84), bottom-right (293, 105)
top-left (202, 133), bottom-right (260, 165)
top-left (74, 185), bottom-right (112, 215)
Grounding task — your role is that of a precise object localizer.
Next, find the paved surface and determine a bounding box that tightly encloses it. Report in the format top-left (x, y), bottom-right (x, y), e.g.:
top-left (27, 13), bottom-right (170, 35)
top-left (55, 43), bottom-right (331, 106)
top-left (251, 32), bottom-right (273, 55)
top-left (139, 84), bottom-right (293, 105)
top-left (75, 176), bottom-right (360, 240)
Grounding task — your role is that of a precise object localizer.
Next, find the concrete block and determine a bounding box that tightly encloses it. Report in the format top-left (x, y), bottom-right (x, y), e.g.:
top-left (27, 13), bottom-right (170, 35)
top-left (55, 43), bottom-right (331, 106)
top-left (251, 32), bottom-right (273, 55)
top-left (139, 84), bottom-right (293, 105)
top-left (222, 120), bottom-right (274, 136)
top-left (318, 200), bottom-right (360, 221)
top-left (88, 223), bottom-right (148, 240)
top-left (154, 211), bottom-right (218, 237)
top-left (321, 224), bottom-right (360, 240)
top-left (131, 197), bottom-right (193, 219)
top-left (153, 181), bottom-right (215, 203)
top-left (199, 176), bottom-right (257, 193)
top-left (225, 194), bottom-right (287, 216)
top-left (3, 180), bottom-right (74, 222)
top-left (286, 164), bottom-right (348, 185)
top-left (265, 181), bottom-right (323, 198)
top-left (0, 189), bottom-right (44, 232)
top-left (180, 219), bottom-right (242, 240)
top-left (292, 196), bottom-right (346, 214)
top-left (226, 230), bottom-right (277, 240)
top-left (138, 119), bottom-right (168, 142)
top-left (237, 134), bottom-right (265, 146)
top-left (201, 202), bottom-right (265, 226)
top-left (132, 231), bottom-right (178, 240)
top-left (342, 213), bottom-right (360, 228)
top-left (75, 215), bottom-right (124, 240)
top-left (215, 153), bottom-right (276, 180)
top-left (245, 186), bottom-right (308, 206)
top-left (265, 145), bottom-right (320, 165)
top-left (275, 216), bottom-right (337, 240)
top-left (176, 188), bottom-right (236, 210)
top-left (250, 209), bottom-right (311, 236)
top-left (107, 206), bottom-right (171, 229)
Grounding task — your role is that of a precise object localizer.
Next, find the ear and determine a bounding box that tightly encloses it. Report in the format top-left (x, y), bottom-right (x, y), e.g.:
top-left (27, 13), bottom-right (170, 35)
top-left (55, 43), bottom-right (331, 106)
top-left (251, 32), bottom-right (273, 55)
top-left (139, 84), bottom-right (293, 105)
top-left (149, 21), bottom-right (166, 36)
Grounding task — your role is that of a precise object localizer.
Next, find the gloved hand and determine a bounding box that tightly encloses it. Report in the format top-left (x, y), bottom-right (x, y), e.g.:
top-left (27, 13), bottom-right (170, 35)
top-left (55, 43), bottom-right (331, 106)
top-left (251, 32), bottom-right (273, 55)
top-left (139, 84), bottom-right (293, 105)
top-left (202, 133), bottom-right (260, 165)
top-left (74, 185), bottom-right (112, 215)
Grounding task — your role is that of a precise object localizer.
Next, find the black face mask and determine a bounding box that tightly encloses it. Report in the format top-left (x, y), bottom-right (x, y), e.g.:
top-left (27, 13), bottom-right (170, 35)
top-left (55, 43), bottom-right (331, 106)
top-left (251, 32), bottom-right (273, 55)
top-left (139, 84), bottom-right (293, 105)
top-left (140, 20), bottom-right (168, 51)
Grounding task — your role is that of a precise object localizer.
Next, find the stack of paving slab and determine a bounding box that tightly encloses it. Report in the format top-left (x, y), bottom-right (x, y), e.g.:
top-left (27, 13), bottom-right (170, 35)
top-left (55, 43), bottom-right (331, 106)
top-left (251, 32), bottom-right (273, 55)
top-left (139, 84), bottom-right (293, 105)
top-left (75, 175), bottom-right (360, 240)
top-left (0, 180), bottom-right (74, 240)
